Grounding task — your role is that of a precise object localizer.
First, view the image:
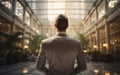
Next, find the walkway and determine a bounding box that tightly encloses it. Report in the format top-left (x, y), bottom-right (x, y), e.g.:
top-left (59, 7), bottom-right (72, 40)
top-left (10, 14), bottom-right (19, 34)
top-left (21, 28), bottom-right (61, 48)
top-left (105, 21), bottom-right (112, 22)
top-left (0, 62), bottom-right (120, 75)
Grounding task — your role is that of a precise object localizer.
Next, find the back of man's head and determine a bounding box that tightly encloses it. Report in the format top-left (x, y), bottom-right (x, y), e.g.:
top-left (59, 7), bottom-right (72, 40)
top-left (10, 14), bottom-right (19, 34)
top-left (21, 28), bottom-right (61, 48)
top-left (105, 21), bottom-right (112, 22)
top-left (55, 14), bottom-right (68, 31)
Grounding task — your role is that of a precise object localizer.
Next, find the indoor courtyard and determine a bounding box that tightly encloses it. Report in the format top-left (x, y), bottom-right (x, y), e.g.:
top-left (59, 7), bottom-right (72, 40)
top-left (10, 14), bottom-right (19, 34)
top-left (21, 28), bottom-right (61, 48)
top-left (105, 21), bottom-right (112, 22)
top-left (0, 0), bottom-right (120, 75)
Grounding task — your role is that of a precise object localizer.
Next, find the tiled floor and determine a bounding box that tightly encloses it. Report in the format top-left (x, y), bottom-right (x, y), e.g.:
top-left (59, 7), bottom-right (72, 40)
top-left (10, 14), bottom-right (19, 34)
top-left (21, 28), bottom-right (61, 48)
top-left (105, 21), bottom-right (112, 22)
top-left (0, 62), bottom-right (120, 75)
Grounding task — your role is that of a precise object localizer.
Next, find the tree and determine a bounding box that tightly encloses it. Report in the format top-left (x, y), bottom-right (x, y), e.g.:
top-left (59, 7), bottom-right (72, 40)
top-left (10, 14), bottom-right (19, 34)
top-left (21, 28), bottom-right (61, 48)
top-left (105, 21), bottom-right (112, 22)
top-left (29, 35), bottom-right (42, 55)
top-left (77, 33), bottom-right (89, 50)
top-left (0, 31), bottom-right (23, 51)
top-left (5, 32), bottom-right (23, 50)
top-left (0, 32), bottom-right (25, 64)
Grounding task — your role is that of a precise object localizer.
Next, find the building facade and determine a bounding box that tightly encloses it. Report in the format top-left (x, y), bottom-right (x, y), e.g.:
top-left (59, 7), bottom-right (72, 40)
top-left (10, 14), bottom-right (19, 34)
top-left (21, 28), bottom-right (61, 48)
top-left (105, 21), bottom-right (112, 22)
top-left (80, 0), bottom-right (120, 61)
top-left (0, 0), bottom-right (42, 64)
top-left (0, 0), bottom-right (41, 45)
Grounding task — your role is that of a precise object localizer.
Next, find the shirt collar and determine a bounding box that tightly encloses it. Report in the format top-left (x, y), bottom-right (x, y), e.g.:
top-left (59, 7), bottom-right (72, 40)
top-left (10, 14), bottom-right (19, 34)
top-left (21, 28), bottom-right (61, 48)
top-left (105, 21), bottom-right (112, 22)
top-left (56, 32), bottom-right (67, 37)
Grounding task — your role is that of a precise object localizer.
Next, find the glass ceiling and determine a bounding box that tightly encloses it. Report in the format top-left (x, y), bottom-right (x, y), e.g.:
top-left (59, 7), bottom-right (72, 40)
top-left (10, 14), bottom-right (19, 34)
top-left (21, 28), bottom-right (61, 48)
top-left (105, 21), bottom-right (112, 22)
top-left (25, 0), bottom-right (96, 26)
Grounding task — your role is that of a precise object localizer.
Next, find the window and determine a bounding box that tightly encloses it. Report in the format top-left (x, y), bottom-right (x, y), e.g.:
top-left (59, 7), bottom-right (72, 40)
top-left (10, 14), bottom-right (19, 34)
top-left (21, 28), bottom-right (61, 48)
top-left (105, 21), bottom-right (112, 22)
top-left (31, 19), bottom-right (36, 30)
top-left (98, 1), bottom-right (105, 20)
top-left (0, 23), bottom-right (11, 35)
top-left (108, 0), bottom-right (119, 9)
top-left (25, 11), bottom-right (30, 26)
top-left (91, 10), bottom-right (96, 25)
top-left (1, 0), bottom-right (12, 11)
top-left (83, 22), bottom-right (87, 33)
top-left (36, 25), bottom-right (40, 34)
top-left (86, 18), bottom-right (90, 31)
top-left (15, 1), bottom-right (23, 20)
top-left (91, 33), bottom-right (97, 50)
top-left (109, 16), bottom-right (120, 55)
top-left (99, 27), bottom-right (105, 53)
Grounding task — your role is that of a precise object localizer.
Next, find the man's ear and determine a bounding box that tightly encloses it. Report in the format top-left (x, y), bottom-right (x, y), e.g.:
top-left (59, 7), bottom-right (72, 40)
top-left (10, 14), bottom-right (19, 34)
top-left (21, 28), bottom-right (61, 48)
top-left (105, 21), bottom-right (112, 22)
top-left (54, 24), bottom-right (57, 28)
top-left (54, 24), bottom-right (59, 31)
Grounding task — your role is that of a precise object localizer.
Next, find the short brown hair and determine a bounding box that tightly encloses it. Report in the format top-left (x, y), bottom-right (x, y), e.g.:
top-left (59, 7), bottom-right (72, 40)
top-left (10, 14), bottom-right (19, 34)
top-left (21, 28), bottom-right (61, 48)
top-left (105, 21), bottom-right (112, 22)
top-left (55, 14), bottom-right (68, 31)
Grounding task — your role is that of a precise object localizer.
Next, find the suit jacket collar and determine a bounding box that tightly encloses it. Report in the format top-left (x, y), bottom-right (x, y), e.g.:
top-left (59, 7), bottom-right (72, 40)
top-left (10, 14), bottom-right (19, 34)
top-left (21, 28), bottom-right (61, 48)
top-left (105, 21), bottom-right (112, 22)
top-left (56, 32), bottom-right (67, 37)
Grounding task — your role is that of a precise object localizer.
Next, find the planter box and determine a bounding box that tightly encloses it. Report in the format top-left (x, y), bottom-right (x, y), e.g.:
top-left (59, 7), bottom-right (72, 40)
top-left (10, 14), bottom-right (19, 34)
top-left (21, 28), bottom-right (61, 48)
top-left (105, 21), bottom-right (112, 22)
top-left (98, 54), bottom-right (113, 63)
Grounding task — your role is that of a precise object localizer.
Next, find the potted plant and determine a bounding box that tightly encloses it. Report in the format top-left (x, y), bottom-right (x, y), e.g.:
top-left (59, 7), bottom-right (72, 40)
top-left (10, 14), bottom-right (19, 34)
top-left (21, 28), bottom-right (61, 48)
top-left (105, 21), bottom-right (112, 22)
top-left (77, 33), bottom-right (90, 51)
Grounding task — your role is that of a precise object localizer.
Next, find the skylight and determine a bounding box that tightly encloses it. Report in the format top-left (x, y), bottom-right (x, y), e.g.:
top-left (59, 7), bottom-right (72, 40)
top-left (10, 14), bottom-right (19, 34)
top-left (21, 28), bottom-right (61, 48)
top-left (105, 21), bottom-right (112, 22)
top-left (26, 0), bottom-right (96, 25)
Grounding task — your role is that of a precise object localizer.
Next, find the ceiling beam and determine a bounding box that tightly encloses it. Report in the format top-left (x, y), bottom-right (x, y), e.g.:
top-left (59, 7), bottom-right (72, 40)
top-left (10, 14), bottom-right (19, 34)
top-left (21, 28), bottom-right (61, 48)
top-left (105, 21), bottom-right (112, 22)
top-left (32, 8), bottom-right (90, 10)
top-left (26, 1), bottom-right (96, 3)
top-left (35, 13), bottom-right (86, 15)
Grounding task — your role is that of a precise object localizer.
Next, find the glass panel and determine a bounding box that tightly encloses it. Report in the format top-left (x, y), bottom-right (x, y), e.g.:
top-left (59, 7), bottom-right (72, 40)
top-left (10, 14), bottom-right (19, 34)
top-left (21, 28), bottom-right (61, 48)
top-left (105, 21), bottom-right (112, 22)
top-left (1, 0), bottom-right (12, 11)
top-left (27, 2), bottom-right (93, 9)
top-left (25, 11), bottom-right (30, 26)
top-left (34, 10), bottom-right (87, 15)
top-left (31, 19), bottom-right (36, 30)
top-left (24, 0), bottom-right (96, 40)
top-left (36, 25), bottom-right (40, 34)
top-left (99, 27), bottom-right (106, 53)
top-left (91, 10), bottom-right (96, 25)
top-left (84, 18), bottom-right (90, 32)
top-left (98, 1), bottom-right (105, 20)
top-left (109, 16), bottom-right (120, 60)
top-left (25, 0), bottom-right (96, 25)
top-left (15, 1), bottom-right (23, 20)
top-left (0, 23), bottom-right (11, 35)
top-left (109, 17), bottom-right (120, 61)
top-left (87, 18), bottom-right (90, 30)
top-left (48, 1), bottom-right (65, 20)
top-left (107, 0), bottom-right (119, 9)
top-left (91, 33), bottom-right (96, 50)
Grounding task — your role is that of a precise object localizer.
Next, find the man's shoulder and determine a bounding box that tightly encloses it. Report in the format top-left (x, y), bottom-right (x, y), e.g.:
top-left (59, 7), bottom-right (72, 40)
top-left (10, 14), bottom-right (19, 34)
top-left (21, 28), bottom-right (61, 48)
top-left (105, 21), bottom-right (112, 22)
top-left (66, 36), bottom-right (81, 44)
top-left (42, 36), bottom-right (56, 43)
top-left (42, 35), bottom-right (81, 44)
top-left (67, 37), bottom-right (80, 42)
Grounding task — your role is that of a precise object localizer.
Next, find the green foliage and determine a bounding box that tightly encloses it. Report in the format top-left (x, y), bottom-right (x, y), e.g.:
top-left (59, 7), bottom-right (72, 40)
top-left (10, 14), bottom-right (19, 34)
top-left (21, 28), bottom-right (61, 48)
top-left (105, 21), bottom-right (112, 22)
top-left (32, 35), bottom-right (42, 48)
top-left (5, 32), bottom-right (23, 45)
top-left (29, 35), bottom-right (42, 55)
top-left (4, 32), bottom-right (23, 50)
top-left (77, 33), bottom-right (89, 50)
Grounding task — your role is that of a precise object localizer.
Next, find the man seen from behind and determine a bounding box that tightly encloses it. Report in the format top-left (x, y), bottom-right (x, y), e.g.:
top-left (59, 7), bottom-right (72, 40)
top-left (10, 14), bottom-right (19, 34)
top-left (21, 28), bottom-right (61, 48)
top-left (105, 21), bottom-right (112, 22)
top-left (36, 14), bottom-right (87, 75)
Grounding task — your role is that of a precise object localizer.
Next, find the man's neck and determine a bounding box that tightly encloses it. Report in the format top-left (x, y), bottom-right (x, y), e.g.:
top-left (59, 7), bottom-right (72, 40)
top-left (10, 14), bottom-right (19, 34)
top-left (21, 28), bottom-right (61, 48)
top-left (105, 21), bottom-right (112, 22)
top-left (57, 31), bottom-right (66, 34)
top-left (56, 31), bottom-right (67, 37)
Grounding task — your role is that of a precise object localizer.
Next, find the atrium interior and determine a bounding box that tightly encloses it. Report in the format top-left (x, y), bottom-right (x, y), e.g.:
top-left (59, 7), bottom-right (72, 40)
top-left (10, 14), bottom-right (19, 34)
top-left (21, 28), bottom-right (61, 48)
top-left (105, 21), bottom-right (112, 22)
top-left (0, 0), bottom-right (120, 75)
